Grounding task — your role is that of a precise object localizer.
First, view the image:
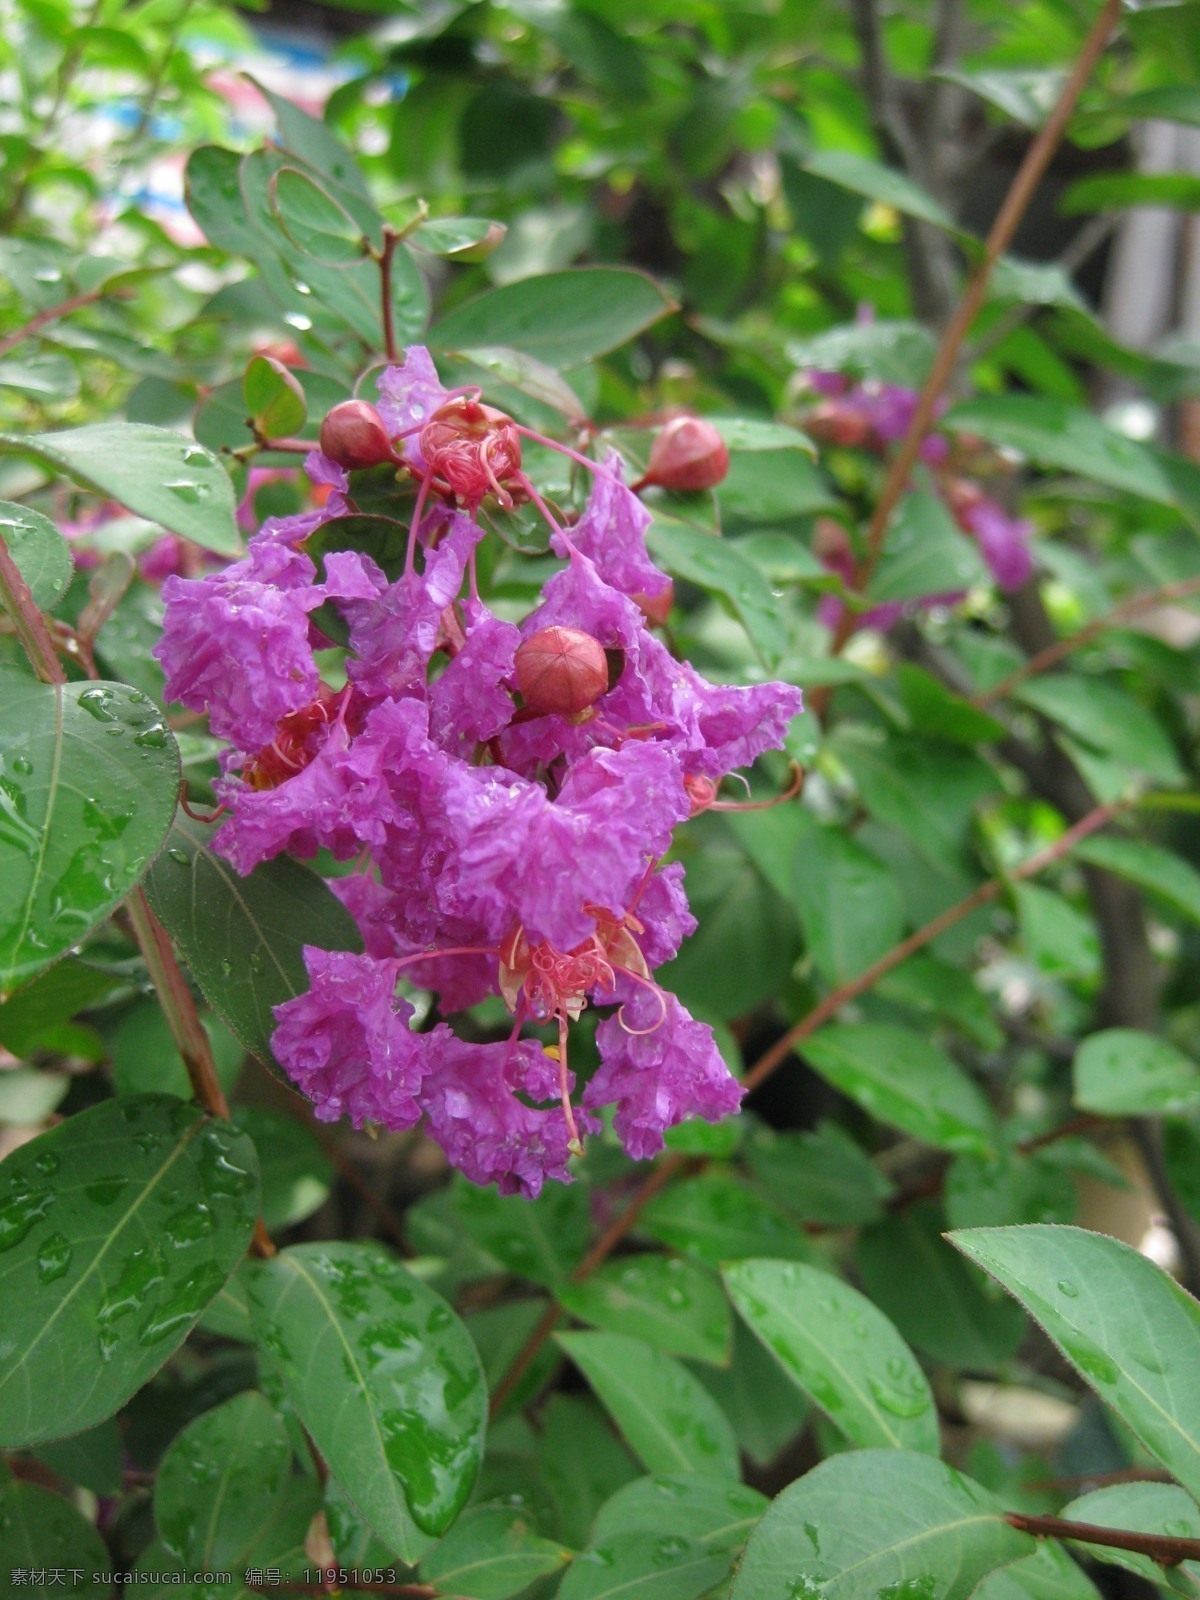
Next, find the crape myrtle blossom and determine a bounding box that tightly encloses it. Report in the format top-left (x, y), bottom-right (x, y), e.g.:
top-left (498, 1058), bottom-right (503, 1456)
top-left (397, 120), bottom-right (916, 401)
top-left (155, 347), bottom-right (802, 1196)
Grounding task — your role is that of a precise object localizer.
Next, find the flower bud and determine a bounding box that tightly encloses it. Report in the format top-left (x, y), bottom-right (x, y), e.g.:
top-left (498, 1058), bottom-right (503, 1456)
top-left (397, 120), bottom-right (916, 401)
top-left (318, 400), bottom-right (399, 471)
top-left (515, 626), bottom-right (609, 717)
top-left (644, 417), bottom-right (730, 492)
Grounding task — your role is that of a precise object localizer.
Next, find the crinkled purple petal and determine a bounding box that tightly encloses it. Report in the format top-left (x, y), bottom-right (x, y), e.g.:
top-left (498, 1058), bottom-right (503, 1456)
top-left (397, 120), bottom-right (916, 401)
top-left (631, 863), bottom-right (696, 969)
top-left (428, 602), bottom-right (519, 755)
top-left (271, 947), bottom-right (430, 1129)
top-left (154, 540), bottom-right (327, 751)
top-left (375, 347), bottom-right (450, 474)
top-left (550, 452), bottom-right (670, 600)
top-left (344, 513), bottom-right (484, 699)
top-left (588, 991), bottom-right (744, 1160)
top-left (420, 1036), bottom-right (590, 1197)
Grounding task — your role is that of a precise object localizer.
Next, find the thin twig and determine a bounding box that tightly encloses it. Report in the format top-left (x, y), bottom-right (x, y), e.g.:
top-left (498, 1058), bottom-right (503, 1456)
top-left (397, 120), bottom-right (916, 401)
top-left (811, 0), bottom-right (1124, 713)
top-left (0, 287), bottom-right (117, 362)
top-left (487, 797), bottom-right (1128, 1412)
top-left (968, 210), bottom-right (1119, 364)
top-left (379, 228), bottom-right (400, 364)
top-left (1006, 1510), bottom-right (1200, 1568)
top-left (975, 574), bottom-right (1200, 707)
top-left (0, 531), bottom-right (65, 683)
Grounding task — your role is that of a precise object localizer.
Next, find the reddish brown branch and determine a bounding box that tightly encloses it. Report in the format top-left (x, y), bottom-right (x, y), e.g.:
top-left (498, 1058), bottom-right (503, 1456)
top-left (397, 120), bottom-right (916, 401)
top-left (975, 575), bottom-right (1200, 708)
top-left (0, 286), bottom-right (116, 361)
top-left (1006, 1510), bottom-right (1200, 1568)
top-left (0, 530), bottom-right (66, 684)
top-left (811, 0), bottom-right (1124, 715)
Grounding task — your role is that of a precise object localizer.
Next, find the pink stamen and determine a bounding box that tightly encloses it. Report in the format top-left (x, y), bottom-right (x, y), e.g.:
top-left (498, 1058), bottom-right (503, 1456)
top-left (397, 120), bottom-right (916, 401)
top-left (513, 424), bottom-right (605, 478)
top-left (519, 474), bottom-right (579, 557)
top-left (557, 1016), bottom-right (583, 1156)
top-left (404, 469), bottom-right (434, 578)
top-left (612, 963), bottom-right (669, 1035)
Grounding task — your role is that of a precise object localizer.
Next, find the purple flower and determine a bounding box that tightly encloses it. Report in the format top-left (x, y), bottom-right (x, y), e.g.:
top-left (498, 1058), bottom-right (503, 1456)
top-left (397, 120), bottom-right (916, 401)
top-left (420, 1037), bottom-right (590, 1197)
top-left (588, 992), bottom-right (744, 1159)
top-left (155, 539), bottom-right (327, 751)
top-left (271, 948), bottom-right (431, 1129)
top-left (428, 602), bottom-right (520, 755)
top-left (961, 498), bottom-right (1034, 591)
top-left (550, 452), bottom-right (671, 601)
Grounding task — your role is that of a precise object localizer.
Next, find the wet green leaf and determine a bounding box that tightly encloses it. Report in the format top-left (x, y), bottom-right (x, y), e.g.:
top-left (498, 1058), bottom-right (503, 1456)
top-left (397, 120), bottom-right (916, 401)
top-left (246, 1242), bottom-right (485, 1551)
top-left (270, 166), bottom-right (369, 264)
top-left (724, 1258), bottom-right (939, 1453)
top-left (869, 491), bottom-right (988, 602)
top-left (0, 502), bottom-right (72, 611)
top-left (0, 1094), bottom-right (260, 1446)
top-left (156, 1391), bottom-right (319, 1571)
top-left (0, 424), bottom-right (240, 556)
top-left (1075, 1028), bottom-right (1200, 1116)
top-left (450, 1170), bottom-right (591, 1287)
top-left (1073, 834), bottom-right (1200, 927)
top-left (559, 1534), bottom-right (730, 1600)
top-left (1059, 1481), bottom-right (1200, 1596)
top-left (557, 1330), bottom-right (739, 1479)
top-left (419, 1505), bottom-right (570, 1598)
top-left (645, 521), bottom-right (787, 665)
top-left (730, 1450), bottom-right (1032, 1599)
top-left (0, 1476), bottom-right (108, 1597)
top-left (790, 812), bottom-right (906, 985)
top-left (430, 268), bottom-right (676, 369)
top-left (952, 1225), bottom-right (1200, 1499)
top-left (0, 674), bottom-right (179, 994)
top-left (142, 812), bottom-right (362, 1073)
top-left (639, 1170), bottom-right (816, 1269)
top-left (559, 1255), bottom-right (732, 1366)
top-left (803, 1024), bottom-right (995, 1155)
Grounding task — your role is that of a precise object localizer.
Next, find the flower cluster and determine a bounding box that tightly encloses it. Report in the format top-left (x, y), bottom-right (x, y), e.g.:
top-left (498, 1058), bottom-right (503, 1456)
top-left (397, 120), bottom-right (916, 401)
top-left (802, 370), bottom-right (1035, 619)
top-left (155, 349), bottom-right (802, 1196)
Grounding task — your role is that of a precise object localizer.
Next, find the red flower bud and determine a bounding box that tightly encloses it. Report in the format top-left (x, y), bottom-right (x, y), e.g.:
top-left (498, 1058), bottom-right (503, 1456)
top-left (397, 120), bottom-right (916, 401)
top-left (515, 626), bottom-right (609, 717)
top-left (318, 400), bottom-right (399, 471)
top-left (644, 417), bottom-right (730, 492)
top-left (805, 401), bottom-right (875, 451)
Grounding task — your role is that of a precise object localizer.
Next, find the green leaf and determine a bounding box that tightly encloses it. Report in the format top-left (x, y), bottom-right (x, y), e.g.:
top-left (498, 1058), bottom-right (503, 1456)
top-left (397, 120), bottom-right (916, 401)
top-left (156, 1391), bottom-right (319, 1570)
top-left (1059, 1481), bottom-right (1200, 1596)
top-left (1073, 834), bottom-right (1200, 926)
top-left (419, 1505), bottom-right (570, 1599)
top-left (1075, 1028), bottom-right (1200, 1116)
top-left (0, 1094), bottom-right (260, 1446)
top-left (858, 1204), bottom-right (1027, 1371)
top-left (1014, 677), bottom-right (1183, 784)
top-left (746, 1122), bottom-right (893, 1227)
top-left (804, 150), bottom-right (957, 230)
top-left (895, 664), bottom-right (1007, 746)
top-left (951, 1224), bottom-right (1200, 1499)
top-left (830, 729), bottom-right (999, 865)
top-left (142, 813), bottom-right (362, 1073)
top-left (430, 268), bottom-right (677, 370)
top-left (790, 812), bottom-right (906, 985)
top-left (969, 1540), bottom-right (1102, 1600)
top-left (0, 424), bottom-right (240, 556)
top-left (730, 1449), bottom-right (1032, 1599)
top-left (1014, 883), bottom-right (1101, 979)
top-left (638, 1170), bottom-right (817, 1269)
top-left (592, 1474), bottom-right (767, 1553)
top-left (723, 1258), bottom-right (939, 1453)
top-left (559, 1255), bottom-right (732, 1366)
top-left (450, 1175), bottom-right (590, 1287)
top-left (869, 490), bottom-right (989, 603)
top-left (32, 1416), bottom-right (123, 1496)
top-left (557, 1330), bottom-right (740, 1479)
top-left (0, 1476), bottom-right (108, 1597)
top-left (803, 1024), bottom-right (995, 1155)
top-left (0, 958), bottom-right (122, 1057)
top-left (270, 165), bottom-right (370, 264)
top-left (243, 354), bottom-right (307, 439)
top-left (538, 1391), bottom-right (640, 1549)
top-left (0, 676), bottom-right (179, 994)
top-left (942, 396), bottom-right (1200, 526)
top-left (1064, 171), bottom-right (1200, 214)
top-left (694, 1319), bottom-right (810, 1468)
top-left (252, 78), bottom-right (375, 207)
top-left (233, 1106), bottom-right (333, 1231)
top-left (559, 1535), bottom-right (731, 1600)
top-left (645, 521), bottom-right (787, 665)
top-left (0, 502), bottom-right (72, 611)
top-left (414, 216), bottom-right (507, 260)
top-left (246, 1241), bottom-right (485, 1548)
top-left (786, 320), bottom-right (937, 387)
